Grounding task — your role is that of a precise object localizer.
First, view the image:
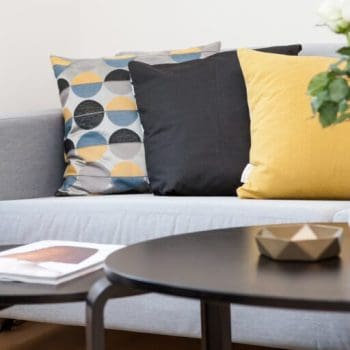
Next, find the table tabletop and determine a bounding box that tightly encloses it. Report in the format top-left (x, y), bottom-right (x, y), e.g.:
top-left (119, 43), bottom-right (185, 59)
top-left (105, 223), bottom-right (350, 312)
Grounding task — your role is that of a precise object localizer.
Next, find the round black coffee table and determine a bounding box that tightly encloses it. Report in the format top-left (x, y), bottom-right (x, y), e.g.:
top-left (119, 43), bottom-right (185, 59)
top-left (86, 223), bottom-right (350, 350)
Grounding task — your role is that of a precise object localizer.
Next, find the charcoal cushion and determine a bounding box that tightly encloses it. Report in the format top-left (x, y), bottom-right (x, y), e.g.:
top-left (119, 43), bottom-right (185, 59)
top-left (129, 45), bottom-right (302, 195)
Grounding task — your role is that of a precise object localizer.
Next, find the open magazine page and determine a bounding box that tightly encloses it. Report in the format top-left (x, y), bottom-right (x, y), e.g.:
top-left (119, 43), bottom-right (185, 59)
top-left (0, 241), bottom-right (124, 284)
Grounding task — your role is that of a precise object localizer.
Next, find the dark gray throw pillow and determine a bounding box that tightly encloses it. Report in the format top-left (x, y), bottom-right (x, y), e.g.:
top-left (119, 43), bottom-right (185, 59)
top-left (128, 45), bottom-right (302, 196)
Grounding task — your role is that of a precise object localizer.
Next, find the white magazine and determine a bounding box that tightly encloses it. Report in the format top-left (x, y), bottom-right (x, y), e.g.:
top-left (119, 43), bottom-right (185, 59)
top-left (0, 241), bottom-right (124, 285)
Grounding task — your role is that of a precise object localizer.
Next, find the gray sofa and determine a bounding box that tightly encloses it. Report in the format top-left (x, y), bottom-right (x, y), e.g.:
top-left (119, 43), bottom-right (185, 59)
top-left (1, 43), bottom-right (350, 350)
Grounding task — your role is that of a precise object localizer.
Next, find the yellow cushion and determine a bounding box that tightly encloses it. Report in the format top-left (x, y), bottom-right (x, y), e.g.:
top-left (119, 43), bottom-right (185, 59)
top-left (237, 48), bottom-right (350, 199)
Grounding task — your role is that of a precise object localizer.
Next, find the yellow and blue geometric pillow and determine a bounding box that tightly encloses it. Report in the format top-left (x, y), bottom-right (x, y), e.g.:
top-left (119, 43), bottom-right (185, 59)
top-left (51, 42), bottom-right (221, 195)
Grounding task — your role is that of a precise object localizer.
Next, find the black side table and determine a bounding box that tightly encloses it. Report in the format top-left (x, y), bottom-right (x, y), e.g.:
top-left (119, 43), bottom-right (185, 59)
top-left (86, 223), bottom-right (350, 350)
top-left (0, 245), bottom-right (115, 330)
top-left (0, 245), bottom-right (113, 307)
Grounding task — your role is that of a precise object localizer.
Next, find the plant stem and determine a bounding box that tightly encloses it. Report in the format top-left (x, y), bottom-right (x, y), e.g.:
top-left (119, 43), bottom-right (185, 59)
top-left (346, 31), bottom-right (350, 46)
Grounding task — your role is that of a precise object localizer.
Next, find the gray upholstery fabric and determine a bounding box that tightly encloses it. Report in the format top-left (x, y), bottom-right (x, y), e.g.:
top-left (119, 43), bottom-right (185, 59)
top-left (300, 42), bottom-right (342, 57)
top-left (0, 195), bottom-right (349, 245)
top-left (0, 109), bottom-right (65, 200)
top-left (2, 300), bottom-right (350, 350)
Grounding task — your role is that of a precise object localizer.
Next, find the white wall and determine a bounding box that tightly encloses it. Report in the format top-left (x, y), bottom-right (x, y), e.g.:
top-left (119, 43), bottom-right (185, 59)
top-left (0, 0), bottom-right (343, 113)
top-left (79, 0), bottom-right (339, 55)
top-left (0, 0), bottom-right (81, 113)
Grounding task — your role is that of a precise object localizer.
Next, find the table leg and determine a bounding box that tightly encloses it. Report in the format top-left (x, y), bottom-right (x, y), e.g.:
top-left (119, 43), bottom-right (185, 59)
top-left (86, 277), bottom-right (144, 350)
top-left (200, 300), bottom-right (231, 350)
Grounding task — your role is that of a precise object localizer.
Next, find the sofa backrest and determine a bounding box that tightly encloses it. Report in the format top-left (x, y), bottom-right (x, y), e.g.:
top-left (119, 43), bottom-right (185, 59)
top-left (0, 43), bottom-right (342, 201)
top-left (299, 43), bottom-right (342, 57)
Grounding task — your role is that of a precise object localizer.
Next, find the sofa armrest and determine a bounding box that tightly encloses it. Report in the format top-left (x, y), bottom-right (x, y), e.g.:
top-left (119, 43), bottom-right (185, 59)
top-left (0, 109), bottom-right (65, 200)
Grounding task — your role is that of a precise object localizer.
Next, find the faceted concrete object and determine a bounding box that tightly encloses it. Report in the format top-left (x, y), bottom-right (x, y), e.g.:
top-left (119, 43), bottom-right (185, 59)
top-left (256, 224), bottom-right (343, 262)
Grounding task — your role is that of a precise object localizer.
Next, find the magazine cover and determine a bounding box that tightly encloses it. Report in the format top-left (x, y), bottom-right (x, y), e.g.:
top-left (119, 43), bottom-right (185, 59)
top-left (0, 241), bottom-right (123, 285)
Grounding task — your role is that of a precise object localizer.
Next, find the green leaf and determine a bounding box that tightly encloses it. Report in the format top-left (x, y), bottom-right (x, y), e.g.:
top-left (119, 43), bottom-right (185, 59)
top-left (328, 78), bottom-right (349, 102)
top-left (308, 72), bottom-right (330, 96)
top-left (329, 64), bottom-right (347, 75)
top-left (318, 101), bottom-right (338, 127)
top-left (331, 58), bottom-right (346, 67)
top-left (337, 47), bottom-right (350, 56)
top-left (311, 91), bottom-right (329, 113)
top-left (311, 98), bottom-right (321, 113)
top-left (335, 113), bottom-right (350, 124)
top-left (339, 99), bottom-right (348, 113)
top-left (317, 90), bottom-right (329, 101)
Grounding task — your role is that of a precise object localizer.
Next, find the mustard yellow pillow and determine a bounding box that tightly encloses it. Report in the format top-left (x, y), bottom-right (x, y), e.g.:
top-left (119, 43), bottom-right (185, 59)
top-left (237, 48), bottom-right (350, 199)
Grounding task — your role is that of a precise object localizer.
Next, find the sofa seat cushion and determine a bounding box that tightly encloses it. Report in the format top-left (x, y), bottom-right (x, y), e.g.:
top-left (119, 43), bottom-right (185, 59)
top-left (1, 194), bottom-right (350, 349)
top-left (1, 194), bottom-right (349, 245)
top-left (2, 297), bottom-right (350, 350)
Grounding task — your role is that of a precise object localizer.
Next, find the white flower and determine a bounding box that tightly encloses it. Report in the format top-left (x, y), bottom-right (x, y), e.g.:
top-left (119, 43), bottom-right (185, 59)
top-left (341, 0), bottom-right (350, 20)
top-left (318, 0), bottom-right (342, 21)
top-left (318, 0), bottom-right (350, 33)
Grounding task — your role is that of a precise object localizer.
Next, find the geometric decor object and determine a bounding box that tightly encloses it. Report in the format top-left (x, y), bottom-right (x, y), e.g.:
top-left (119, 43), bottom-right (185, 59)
top-left (256, 224), bottom-right (343, 262)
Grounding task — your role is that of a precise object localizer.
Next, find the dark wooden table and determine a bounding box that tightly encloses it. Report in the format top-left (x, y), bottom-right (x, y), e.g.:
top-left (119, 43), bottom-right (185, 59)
top-left (86, 223), bottom-right (350, 350)
top-left (0, 245), bottom-right (106, 307)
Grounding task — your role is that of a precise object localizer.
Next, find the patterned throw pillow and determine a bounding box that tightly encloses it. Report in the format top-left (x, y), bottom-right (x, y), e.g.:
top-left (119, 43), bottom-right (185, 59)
top-left (51, 42), bottom-right (220, 195)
